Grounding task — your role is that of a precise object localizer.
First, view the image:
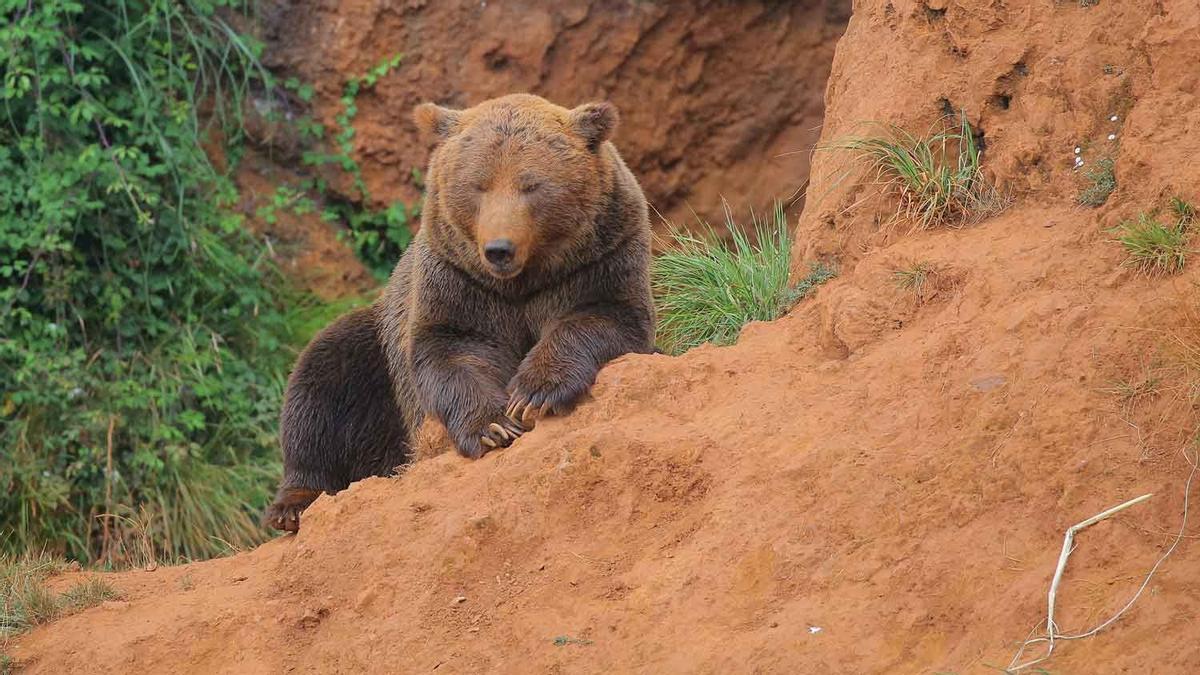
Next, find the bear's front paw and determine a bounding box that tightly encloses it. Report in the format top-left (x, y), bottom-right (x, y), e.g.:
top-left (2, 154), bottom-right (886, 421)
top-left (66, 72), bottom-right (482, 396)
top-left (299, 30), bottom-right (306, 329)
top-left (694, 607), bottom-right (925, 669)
top-left (457, 416), bottom-right (527, 459)
top-left (505, 373), bottom-right (588, 426)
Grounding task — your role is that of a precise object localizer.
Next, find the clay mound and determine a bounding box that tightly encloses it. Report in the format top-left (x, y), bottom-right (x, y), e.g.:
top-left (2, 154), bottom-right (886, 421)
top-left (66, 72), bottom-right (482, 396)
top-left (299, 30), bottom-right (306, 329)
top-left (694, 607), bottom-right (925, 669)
top-left (13, 0), bottom-right (1200, 672)
top-left (12, 201), bottom-right (1200, 672)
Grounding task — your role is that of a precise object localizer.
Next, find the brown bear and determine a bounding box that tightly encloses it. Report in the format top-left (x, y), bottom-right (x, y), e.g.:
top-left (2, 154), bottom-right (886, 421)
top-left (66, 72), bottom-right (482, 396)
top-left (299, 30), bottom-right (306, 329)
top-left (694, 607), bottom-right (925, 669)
top-left (264, 93), bottom-right (656, 532)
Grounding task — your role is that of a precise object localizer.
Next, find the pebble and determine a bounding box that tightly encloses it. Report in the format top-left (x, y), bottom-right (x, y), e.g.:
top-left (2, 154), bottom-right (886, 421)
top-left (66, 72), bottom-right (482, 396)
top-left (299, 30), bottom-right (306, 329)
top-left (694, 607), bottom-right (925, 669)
top-left (1110, 115), bottom-right (1119, 122)
top-left (1108, 133), bottom-right (1116, 140)
top-left (453, 595), bottom-right (467, 605)
top-left (1074, 147), bottom-right (1081, 154)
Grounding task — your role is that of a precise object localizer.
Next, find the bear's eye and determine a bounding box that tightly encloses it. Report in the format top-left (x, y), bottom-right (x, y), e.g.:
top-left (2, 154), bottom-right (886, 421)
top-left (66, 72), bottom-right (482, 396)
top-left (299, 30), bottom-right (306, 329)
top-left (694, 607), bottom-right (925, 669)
top-left (519, 181), bottom-right (541, 194)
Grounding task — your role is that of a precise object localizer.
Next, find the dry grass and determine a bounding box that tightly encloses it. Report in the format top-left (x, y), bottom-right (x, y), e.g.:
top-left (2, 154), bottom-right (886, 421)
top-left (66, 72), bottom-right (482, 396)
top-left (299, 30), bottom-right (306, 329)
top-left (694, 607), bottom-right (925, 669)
top-left (1, 554), bottom-right (119, 639)
top-left (828, 112), bottom-right (1009, 231)
top-left (893, 261), bottom-right (937, 297)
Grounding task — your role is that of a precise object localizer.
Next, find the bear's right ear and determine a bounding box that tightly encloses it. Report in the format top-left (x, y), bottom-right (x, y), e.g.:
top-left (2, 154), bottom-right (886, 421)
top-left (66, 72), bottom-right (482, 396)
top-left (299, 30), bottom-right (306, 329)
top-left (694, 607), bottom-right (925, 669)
top-left (414, 103), bottom-right (462, 141)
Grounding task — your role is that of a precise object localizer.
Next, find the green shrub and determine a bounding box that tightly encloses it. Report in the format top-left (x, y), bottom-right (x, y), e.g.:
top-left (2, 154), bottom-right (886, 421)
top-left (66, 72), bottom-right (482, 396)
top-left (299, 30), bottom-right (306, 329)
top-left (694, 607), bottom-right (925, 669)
top-left (652, 205), bottom-right (834, 354)
top-left (829, 112), bottom-right (1008, 230)
top-left (1, 1), bottom-right (294, 563)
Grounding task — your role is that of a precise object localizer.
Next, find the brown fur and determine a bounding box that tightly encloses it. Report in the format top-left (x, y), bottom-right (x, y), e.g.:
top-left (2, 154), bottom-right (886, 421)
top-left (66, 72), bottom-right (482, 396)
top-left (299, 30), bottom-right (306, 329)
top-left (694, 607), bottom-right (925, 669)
top-left (265, 94), bottom-right (655, 531)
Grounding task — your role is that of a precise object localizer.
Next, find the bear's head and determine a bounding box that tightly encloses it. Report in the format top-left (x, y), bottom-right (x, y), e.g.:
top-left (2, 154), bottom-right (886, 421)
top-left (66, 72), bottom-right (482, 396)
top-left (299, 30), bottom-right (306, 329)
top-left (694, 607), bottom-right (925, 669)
top-left (414, 94), bottom-right (620, 281)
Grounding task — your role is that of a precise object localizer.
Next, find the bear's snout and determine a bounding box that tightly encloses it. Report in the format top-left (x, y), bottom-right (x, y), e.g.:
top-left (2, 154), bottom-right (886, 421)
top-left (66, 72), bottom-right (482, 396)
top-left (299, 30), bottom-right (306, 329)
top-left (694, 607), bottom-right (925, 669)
top-left (477, 192), bottom-right (533, 278)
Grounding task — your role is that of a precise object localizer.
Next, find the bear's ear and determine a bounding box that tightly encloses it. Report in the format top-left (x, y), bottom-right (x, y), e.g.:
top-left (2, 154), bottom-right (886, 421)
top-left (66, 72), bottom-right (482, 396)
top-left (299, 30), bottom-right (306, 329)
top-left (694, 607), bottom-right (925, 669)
top-left (569, 101), bottom-right (618, 151)
top-left (414, 103), bottom-right (462, 141)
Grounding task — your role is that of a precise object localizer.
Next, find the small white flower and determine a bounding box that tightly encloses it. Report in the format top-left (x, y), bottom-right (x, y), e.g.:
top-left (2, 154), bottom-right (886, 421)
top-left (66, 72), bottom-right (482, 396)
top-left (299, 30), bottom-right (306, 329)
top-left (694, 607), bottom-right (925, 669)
top-left (1108, 134), bottom-right (1116, 140)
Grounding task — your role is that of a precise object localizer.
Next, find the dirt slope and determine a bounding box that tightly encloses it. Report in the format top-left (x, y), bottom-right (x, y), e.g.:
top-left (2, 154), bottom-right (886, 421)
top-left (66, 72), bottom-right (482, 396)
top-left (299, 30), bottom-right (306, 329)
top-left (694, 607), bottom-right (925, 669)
top-left (12, 1), bottom-right (1200, 673)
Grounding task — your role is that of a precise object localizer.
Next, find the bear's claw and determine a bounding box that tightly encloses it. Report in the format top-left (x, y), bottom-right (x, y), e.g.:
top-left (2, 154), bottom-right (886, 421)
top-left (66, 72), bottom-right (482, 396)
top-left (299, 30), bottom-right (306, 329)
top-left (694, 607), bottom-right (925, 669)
top-left (265, 503), bottom-right (303, 533)
top-left (479, 416), bottom-right (526, 451)
top-left (505, 395), bottom-right (552, 425)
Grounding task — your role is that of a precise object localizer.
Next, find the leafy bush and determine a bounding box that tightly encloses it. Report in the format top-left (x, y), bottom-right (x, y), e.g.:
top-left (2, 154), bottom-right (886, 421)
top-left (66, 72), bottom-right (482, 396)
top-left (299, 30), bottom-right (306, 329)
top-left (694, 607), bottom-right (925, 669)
top-left (1, 0), bottom-right (294, 563)
top-left (830, 112), bottom-right (1009, 230)
top-left (652, 205), bottom-right (834, 354)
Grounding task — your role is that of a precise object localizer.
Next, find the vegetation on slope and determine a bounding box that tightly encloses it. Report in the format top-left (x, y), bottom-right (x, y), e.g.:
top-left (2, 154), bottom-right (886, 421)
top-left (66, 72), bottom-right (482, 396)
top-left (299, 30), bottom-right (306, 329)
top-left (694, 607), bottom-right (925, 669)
top-left (652, 204), bottom-right (835, 354)
top-left (0, 0), bottom-right (293, 564)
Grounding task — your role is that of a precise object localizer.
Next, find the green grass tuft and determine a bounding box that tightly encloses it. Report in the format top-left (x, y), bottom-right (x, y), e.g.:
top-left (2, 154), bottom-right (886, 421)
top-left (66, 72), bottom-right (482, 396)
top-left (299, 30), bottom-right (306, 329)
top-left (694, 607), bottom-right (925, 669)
top-left (1113, 211), bottom-right (1189, 276)
top-left (652, 204), bottom-right (834, 354)
top-left (1, 553), bottom-right (117, 640)
top-left (829, 112), bottom-right (1008, 230)
top-left (1078, 157), bottom-right (1116, 207)
top-left (1170, 196), bottom-right (1195, 227)
top-left (57, 577), bottom-right (119, 615)
top-left (893, 261), bottom-right (937, 296)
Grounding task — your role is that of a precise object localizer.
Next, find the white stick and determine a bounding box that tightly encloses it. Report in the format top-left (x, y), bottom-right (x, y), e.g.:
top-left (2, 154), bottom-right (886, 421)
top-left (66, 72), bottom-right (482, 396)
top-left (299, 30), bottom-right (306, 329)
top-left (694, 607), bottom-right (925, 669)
top-left (1047, 494), bottom-right (1153, 636)
top-left (1009, 493), bottom-right (1155, 672)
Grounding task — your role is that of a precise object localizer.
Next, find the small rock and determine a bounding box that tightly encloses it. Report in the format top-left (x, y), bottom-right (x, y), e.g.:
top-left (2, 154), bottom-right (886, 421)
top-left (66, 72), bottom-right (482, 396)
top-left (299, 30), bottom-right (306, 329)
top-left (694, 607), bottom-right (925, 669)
top-left (971, 374), bottom-right (1007, 392)
top-left (453, 595), bottom-right (467, 605)
top-left (1110, 115), bottom-right (1119, 122)
top-left (809, 626), bottom-right (823, 634)
top-left (1074, 146), bottom-right (1081, 154)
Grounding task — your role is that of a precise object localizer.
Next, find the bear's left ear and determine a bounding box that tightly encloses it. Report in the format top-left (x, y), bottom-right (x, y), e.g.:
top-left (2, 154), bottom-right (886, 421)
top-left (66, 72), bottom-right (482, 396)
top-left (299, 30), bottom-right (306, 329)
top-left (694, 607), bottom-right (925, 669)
top-left (414, 102), bottom-right (462, 142)
top-left (569, 101), bottom-right (618, 152)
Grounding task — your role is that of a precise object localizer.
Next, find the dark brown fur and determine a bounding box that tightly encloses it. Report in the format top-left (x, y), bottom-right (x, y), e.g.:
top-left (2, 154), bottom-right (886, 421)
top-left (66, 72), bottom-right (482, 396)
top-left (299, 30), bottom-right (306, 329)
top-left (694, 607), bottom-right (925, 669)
top-left (265, 94), bottom-right (655, 531)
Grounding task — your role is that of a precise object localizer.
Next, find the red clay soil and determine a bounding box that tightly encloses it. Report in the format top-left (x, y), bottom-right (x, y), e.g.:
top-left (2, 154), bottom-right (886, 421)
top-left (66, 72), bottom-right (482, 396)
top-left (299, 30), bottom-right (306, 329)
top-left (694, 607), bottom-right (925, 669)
top-left (234, 148), bottom-right (376, 300)
top-left (11, 1), bottom-right (1200, 672)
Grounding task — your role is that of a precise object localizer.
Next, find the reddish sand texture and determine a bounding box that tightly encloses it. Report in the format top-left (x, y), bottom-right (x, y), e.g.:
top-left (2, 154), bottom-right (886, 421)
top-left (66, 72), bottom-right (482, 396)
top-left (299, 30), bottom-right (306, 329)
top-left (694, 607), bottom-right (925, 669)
top-left (12, 0), bottom-right (1200, 672)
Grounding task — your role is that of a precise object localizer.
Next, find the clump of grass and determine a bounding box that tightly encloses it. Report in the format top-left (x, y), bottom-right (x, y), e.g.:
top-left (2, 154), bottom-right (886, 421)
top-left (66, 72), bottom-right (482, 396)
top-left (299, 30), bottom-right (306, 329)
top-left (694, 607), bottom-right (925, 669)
top-left (1, 554), bottom-right (119, 638)
top-left (829, 111), bottom-right (1008, 230)
top-left (893, 261), bottom-right (937, 297)
top-left (652, 204), bottom-right (835, 354)
top-left (1170, 196), bottom-right (1195, 227)
top-left (1078, 157), bottom-right (1117, 207)
top-left (1113, 201), bottom-right (1192, 275)
top-left (58, 577), bottom-right (120, 615)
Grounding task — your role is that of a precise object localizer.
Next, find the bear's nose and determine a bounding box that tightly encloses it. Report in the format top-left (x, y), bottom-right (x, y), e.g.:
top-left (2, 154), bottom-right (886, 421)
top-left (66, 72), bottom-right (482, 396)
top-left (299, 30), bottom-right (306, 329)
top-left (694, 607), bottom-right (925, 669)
top-left (483, 239), bottom-right (516, 266)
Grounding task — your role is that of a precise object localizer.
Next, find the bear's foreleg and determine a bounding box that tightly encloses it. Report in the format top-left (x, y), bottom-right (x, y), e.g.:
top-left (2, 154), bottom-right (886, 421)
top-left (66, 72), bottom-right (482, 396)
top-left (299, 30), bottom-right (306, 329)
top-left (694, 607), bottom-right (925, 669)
top-left (411, 327), bottom-right (526, 458)
top-left (506, 302), bottom-right (654, 423)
